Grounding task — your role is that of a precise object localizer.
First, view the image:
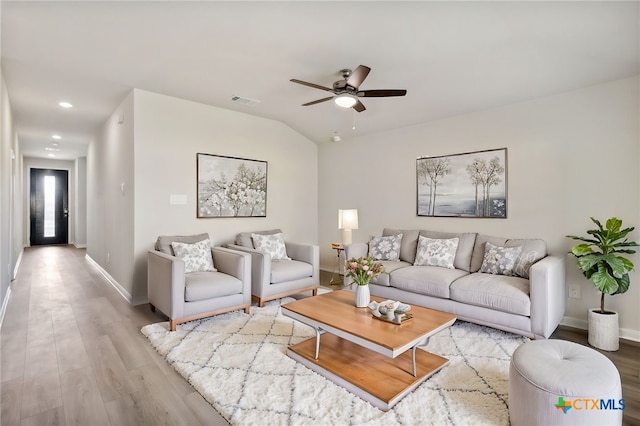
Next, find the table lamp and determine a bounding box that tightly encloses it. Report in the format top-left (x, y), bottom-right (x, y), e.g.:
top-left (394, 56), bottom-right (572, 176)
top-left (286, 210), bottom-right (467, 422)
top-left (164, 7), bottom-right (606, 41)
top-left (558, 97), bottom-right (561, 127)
top-left (338, 209), bottom-right (359, 245)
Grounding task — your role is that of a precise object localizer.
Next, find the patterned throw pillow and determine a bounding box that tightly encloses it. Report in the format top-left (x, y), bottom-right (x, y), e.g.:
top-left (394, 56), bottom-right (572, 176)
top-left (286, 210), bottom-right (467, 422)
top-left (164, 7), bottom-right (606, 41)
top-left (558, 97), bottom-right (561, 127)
top-left (252, 232), bottom-right (290, 260)
top-left (414, 236), bottom-right (459, 269)
top-left (480, 242), bottom-right (523, 276)
top-left (171, 239), bottom-right (216, 274)
top-left (369, 234), bottom-right (403, 261)
top-left (512, 251), bottom-right (543, 279)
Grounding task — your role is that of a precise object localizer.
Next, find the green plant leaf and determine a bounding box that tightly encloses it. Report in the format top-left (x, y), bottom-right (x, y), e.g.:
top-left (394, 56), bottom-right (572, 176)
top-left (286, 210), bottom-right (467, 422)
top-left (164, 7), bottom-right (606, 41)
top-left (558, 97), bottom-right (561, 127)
top-left (605, 217), bottom-right (622, 233)
top-left (576, 254), bottom-right (600, 272)
top-left (571, 244), bottom-right (594, 256)
top-left (566, 235), bottom-right (599, 245)
top-left (591, 268), bottom-right (619, 295)
top-left (602, 254), bottom-right (629, 278)
top-left (612, 273), bottom-right (630, 295)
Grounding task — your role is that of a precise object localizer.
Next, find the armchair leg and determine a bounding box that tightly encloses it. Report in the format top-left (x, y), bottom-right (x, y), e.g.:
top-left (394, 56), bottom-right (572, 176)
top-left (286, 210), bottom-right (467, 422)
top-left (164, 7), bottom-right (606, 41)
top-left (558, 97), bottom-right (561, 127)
top-left (169, 319), bottom-right (177, 331)
top-left (312, 288), bottom-right (318, 296)
top-left (149, 303), bottom-right (156, 312)
top-left (244, 305), bottom-right (250, 314)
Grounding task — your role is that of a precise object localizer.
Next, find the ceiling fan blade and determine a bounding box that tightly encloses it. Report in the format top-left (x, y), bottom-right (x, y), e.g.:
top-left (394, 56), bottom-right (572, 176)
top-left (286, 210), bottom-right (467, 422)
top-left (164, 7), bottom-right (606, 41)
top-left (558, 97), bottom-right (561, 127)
top-left (346, 65), bottom-right (371, 89)
top-left (290, 79), bottom-right (334, 93)
top-left (302, 96), bottom-right (334, 106)
top-left (352, 100), bottom-right (366, 112)
top-left (356, 89), bottom-right (407, 97)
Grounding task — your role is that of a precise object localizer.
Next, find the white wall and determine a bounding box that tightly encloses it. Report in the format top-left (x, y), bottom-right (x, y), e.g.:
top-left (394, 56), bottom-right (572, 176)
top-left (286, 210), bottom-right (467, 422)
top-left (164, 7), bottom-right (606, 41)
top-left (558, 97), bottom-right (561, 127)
top-left (319, 76), bottom-right (640, 339)
top-left (87, 92), bottom-right (135, 301)
top-left (74, 157), bottom-right (87, 247)
top-left (87, 89), bottom-right (319, 304)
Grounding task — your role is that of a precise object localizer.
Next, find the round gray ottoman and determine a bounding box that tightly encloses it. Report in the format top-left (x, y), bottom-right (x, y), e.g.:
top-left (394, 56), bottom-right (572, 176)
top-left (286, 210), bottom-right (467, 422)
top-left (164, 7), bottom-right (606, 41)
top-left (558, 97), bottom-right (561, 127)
top-left (509, 340), bottom-right (623, 426)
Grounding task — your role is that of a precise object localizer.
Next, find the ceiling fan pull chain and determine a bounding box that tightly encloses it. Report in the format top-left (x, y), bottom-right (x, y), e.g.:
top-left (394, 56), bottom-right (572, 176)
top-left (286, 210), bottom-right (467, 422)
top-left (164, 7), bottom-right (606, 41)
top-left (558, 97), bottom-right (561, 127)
top-left (352, 109), bottom-right (357, 130)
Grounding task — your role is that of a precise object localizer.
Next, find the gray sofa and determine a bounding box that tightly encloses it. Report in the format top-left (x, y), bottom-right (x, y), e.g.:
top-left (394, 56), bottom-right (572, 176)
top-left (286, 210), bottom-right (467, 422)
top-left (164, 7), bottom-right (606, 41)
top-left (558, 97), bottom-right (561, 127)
top-left (344, 228), bottom-right (565, 339)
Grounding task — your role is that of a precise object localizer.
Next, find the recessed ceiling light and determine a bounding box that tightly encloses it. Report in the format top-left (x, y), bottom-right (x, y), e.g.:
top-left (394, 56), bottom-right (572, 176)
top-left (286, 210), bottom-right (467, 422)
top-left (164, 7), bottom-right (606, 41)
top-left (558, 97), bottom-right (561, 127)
top-left (58, 101), bottom-right (73, 108)
top-left (48, 153), bottom-right (56, 157)
top-left (51, 142), bottom-right (59, 147)
top-left (52, 134), bottom-right (62, 139)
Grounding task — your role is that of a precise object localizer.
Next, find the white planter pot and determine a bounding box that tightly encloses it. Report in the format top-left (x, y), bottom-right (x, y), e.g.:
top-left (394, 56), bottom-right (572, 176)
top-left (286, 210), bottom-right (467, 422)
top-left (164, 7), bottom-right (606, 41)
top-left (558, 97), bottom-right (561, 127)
top-left (588, 309), bottom-right (619, 351)
top-left (354, 284), bottom-right (370, 308)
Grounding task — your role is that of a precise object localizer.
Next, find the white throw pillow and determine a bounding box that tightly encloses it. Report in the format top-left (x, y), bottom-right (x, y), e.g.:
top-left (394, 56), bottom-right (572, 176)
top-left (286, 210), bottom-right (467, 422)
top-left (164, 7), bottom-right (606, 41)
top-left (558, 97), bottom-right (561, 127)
top-left (252, 232), bottom-right (290, 260)
top-left (171, 239), bottom-right (216, 274)
top-left (414, 236), bottom-right (459, 269)
top-left (368, 234), bottom-right (403, 261)
top-left (480, 242), bottom-right (523, 276)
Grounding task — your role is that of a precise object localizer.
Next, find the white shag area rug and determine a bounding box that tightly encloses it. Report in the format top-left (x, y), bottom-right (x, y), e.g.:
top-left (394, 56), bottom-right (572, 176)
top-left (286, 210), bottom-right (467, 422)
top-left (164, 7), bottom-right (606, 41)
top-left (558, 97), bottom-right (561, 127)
top-left (141, 298), bottom-right (528, 425)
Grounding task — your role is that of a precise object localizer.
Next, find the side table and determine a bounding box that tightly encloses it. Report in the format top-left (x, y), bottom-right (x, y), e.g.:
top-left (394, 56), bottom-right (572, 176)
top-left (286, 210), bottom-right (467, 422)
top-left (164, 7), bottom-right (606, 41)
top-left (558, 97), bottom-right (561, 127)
top-left (329, 244), bottom-right (344, 287)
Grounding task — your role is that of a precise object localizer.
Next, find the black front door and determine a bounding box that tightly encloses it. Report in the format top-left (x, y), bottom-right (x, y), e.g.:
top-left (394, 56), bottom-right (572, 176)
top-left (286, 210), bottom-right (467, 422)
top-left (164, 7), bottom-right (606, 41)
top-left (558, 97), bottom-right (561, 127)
top-left (30, 168), bottom-right (69, 246)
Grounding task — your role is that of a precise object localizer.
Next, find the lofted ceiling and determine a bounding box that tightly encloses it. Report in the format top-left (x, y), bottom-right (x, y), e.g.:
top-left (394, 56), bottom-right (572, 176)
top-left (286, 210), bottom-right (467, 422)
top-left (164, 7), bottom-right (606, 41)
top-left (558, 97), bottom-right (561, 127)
top-left (2, 1), bottom-right (639, 161)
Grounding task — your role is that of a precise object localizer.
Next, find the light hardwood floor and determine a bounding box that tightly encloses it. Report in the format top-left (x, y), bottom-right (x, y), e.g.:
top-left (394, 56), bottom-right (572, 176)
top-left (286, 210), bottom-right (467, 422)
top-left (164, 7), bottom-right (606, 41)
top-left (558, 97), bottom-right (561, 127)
top-left (1, 245), bottom-right (229, 426)
top-left (2, 246), bottom-right (638, 425)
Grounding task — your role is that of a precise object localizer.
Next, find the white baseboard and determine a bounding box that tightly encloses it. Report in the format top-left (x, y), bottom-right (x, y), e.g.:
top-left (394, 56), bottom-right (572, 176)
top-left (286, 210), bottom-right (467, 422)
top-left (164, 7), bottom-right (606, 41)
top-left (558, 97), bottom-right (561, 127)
top-left (561, 315), bottom-right (640, 343)
top-left (0, 286), bottom-right (11, 330)
top-left (73, 242), bottom-right (87, 249)
top-left (85, 254), bottom-right (134, 304)
top-left (13, 249), bottom-right (23, 280)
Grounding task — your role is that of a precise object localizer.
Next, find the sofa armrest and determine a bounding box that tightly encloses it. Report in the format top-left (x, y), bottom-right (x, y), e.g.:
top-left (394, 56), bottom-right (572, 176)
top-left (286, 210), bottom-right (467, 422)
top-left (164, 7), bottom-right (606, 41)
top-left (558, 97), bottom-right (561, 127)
top-left (147, 250), bottom-right (186, 319)
top-left (344, 242), bottom-right (368, 259)
top-left (285, 242), bottom-right (316, 263)
top-left (285, 242), bottom-right (319, 281)
top-left (529, 255), bottom-right (566, 339)
top-left (226, 244), bottom-right (271, 293)
top-left (212, 247), bottom-right (252, 299)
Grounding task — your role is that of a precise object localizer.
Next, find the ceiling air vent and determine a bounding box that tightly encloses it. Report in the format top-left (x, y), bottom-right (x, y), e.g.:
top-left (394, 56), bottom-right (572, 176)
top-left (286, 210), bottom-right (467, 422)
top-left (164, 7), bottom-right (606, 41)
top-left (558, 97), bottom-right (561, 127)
top-left (229, 95), bottom-right (260, 106)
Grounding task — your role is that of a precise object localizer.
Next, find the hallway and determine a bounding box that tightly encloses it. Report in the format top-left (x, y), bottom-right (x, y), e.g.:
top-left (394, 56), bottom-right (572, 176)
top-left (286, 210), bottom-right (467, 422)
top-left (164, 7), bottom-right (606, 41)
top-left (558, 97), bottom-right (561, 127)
top-left (0, 245), bottom-right (228, 425)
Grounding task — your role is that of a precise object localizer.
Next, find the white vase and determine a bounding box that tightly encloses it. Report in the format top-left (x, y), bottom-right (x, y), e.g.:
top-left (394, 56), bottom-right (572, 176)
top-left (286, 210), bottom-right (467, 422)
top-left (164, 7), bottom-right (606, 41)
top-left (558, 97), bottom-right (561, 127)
top-left (355, 284), bottom-right (370, 308)
top-left (588, 309), bottom-right (619, 351)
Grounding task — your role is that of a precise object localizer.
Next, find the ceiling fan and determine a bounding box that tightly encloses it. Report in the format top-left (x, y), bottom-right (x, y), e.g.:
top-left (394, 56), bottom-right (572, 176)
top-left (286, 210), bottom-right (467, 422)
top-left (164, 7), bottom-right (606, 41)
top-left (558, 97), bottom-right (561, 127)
top-left (290, 65), bottom-right (407, 113)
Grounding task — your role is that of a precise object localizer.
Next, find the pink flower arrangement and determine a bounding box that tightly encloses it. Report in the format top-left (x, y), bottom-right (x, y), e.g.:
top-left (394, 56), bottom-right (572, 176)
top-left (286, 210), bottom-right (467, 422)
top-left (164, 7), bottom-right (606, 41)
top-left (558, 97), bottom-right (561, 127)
top-left (345, 256), bottom-right (385, 286)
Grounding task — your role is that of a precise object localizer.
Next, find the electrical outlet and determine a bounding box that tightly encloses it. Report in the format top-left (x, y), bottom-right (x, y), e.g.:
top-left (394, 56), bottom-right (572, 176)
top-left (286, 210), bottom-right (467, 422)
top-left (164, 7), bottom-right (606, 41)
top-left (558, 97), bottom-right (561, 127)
top-left (569, 284), bottom-right (581, 299)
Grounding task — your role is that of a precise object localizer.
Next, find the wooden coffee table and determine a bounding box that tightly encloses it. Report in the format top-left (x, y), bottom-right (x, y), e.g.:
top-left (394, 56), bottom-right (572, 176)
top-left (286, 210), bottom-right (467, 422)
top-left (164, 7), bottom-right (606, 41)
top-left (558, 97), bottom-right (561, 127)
top-left (281, 290), bottom-right (456, 411)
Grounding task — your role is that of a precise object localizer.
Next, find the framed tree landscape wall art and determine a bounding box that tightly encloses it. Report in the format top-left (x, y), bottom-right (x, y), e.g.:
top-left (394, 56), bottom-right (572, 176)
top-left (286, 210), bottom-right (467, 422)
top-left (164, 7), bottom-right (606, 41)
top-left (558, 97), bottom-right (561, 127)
top-left (416, 148), bottom-right (507, 218)
top-left (197, 153), bottom-right (267, 218)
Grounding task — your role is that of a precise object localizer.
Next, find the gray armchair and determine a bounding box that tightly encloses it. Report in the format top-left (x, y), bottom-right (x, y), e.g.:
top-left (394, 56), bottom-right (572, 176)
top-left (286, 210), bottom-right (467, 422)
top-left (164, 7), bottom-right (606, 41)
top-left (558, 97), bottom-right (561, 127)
top-left (148, 233), bottom-right (251, 331)
top-left (227, 229), bottom-right (319, 307)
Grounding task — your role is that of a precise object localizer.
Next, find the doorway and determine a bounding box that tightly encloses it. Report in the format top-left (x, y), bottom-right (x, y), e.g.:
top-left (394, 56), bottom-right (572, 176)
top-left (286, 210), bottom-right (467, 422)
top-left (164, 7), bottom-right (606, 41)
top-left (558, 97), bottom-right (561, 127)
top-left (30, 168), bottom-right (69, 245)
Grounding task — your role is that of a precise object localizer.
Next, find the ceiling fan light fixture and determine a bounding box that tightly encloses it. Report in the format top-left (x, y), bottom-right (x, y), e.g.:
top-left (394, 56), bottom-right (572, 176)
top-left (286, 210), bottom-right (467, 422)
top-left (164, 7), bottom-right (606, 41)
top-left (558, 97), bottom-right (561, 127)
top-left (334, 95), bottom-right (357, 108)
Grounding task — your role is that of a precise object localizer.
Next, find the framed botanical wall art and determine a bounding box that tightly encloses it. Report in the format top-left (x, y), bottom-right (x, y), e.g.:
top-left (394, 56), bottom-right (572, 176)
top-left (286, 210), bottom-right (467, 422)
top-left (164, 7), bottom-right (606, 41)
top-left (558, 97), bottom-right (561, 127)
top-left (197, 153), bottom-right (267, 218)
top-left (416, 148), bottom-right (507, 218)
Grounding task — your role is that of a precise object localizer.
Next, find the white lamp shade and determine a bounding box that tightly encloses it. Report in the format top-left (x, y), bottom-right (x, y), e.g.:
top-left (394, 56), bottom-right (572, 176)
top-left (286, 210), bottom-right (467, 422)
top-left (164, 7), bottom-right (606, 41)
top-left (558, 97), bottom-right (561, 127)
top-left (338, 209), bottom-right (359, 230)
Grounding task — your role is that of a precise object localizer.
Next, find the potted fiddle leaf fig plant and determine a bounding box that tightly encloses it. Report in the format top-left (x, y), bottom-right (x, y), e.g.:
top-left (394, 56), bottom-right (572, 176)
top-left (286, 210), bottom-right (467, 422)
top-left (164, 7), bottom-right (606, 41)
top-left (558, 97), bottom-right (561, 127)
top-left (566, 217), bottom-right (639, 351)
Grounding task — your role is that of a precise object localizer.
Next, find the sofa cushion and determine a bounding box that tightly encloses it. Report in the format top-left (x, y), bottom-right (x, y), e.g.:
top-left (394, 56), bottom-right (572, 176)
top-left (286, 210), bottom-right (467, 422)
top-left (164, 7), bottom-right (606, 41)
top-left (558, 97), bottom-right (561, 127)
top-left (235, 229), bottom-right (282, 248)
top-left (382, 229), bottom-right (420, 264)
top-left (270, 260), bottom-right (313, 284)
top-left (171, 239), bottom-right (217, 273)
top-left (369, 234), bottom-right (403, 261)
top-left (419, 230), bottom-right (477, 272)
top-left (450, 272), bottom-right (531, 316)
top-left (390, 265), bottom-right (469, 299)
top-left (252, 232), bottom-right (290, 260)
top-left (369, 261), bottom-right (411, 286)
top-left (414, 236), bottom-right (459, 269)
top-left (479, 242), bottom-right (522, 276)
top-left (155, 233), bottom-right (209, 255)
top-left (184, 271), bottom-right (242, 302)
